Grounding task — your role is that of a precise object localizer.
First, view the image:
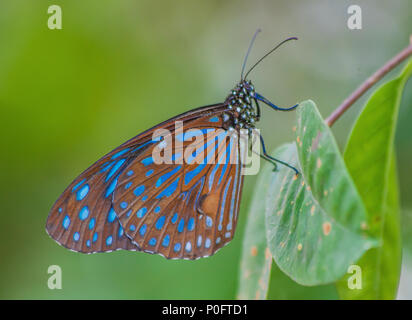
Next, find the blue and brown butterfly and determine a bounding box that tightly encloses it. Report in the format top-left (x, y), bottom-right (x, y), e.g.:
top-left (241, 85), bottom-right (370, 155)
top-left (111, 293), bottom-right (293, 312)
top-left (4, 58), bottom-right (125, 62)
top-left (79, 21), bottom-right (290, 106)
top-left (46, 32), bottom-right (300, 260)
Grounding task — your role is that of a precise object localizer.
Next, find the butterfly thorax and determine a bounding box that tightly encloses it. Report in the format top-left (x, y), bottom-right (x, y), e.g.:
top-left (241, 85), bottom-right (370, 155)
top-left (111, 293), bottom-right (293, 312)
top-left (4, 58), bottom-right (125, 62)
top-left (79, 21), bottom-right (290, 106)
top-left (224, 80), bottom-right (259, 132)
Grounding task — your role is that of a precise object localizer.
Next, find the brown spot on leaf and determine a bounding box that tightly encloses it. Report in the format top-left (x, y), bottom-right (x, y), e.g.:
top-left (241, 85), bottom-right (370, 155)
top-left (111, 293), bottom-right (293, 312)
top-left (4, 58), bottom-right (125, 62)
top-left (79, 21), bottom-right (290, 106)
top-left (317, 158), bottom-right (322, 169)
top-left (251, 246), bottom-right (258, 257)
top-left (361, 222), bottom-right (368, 230)
top-left (297, 243), bottom-right (303, 251)
top-left (297, 136), bottom-right (300, 144)
top-left (311, 131), bottom-right (322, 151)
top-left (310, 205), bottom-right (315, 216)
top-left (323, 222), bottom-right (331, 236)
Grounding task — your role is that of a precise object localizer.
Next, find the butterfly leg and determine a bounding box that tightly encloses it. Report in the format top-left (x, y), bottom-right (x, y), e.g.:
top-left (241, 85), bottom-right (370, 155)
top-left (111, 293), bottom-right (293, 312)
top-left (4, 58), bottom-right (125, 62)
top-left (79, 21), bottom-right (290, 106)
top-left (254, 92), bottom-right (298, 111)
top-left (259, 135), bottom-right (299, 175)
top-left (259, 153), bottom-right (278, 171)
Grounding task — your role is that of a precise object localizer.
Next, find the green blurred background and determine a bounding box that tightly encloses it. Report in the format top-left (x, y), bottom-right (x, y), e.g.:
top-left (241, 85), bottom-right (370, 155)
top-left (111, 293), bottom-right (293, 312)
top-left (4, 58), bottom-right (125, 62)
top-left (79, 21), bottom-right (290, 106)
top-left (0, 0), bottom-right (411, 299)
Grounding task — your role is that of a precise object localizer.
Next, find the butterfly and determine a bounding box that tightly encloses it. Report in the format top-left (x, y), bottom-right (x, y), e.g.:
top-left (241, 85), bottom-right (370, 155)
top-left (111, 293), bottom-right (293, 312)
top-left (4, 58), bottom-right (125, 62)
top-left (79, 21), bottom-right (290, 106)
top-left (46, 31), bottom-right (299, 260)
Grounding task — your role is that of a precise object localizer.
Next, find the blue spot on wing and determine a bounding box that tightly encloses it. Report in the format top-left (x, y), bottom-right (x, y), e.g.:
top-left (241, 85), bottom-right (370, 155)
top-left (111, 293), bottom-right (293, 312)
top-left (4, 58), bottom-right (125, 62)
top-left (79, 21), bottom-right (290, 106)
top-left (162, 234), bottom-right (170, 247)
top-left (133, 185), bottom-right (145, 197)
top-left (209, 116), bottom-right (219, 122)
top-left (184, 163), bottom-right (207, 185)
top-left (156, 177), bottom-right (180, 199)
top-left (62, 215), bottom-right (70, 230)
top-left (136, 207), bottom-right (147, 218)
top-left (105, 175), bottom-right (119, 198)
top-left (205, 238), bottom-right (211, 248)
top-left (76, 184), bottom-right (89, 201)
top-left (155, 216), bottom-right (166, 230)
top-left (206, 216), bottom-right (213, 228)
top-left (178, 218), bottom-right (185, 233)
top-left (141, 157), bottom-right (154, 166)
top-left (136, 140), bottom-right (156, 149)
top-left (174, 243), bottom-right (181, 252)
top-left (79, 206), bottom-right (89, 220)
top-left (139, 224), bottom-right (147, 236)
top-left (156, 166), bottom-right (182, 187)
top-left (187, 218), bottom-right (195, 231)
top-left (107, 206), bottom-right (117, 223)
top-left (72, 178), bottom-right (86, 192)
top-left (111, 148), bottom-right (130, 160)
top-left (88, 218), bottom-right (95, 230)
top-left (106, 159), bottom-right (126, 182)
top-left (100, 162), bottom-right (114, 173)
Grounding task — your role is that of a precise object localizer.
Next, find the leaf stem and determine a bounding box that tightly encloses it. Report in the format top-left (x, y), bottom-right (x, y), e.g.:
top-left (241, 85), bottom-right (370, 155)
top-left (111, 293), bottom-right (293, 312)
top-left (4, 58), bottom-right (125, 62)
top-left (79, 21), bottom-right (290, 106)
top-left (326, 36), bottom-right (412, 127)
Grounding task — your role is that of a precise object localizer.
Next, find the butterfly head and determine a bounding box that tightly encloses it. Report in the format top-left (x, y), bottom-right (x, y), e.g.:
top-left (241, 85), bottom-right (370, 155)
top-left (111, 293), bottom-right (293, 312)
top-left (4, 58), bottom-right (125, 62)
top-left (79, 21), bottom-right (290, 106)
top-left (225, 79), bottom-right (259, 132)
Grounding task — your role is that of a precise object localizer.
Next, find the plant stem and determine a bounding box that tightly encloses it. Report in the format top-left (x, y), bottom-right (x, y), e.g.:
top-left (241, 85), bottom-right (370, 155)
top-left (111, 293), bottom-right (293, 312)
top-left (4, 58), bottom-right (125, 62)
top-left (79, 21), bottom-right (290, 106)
top-left (326, 37), bottom-right (412, 127)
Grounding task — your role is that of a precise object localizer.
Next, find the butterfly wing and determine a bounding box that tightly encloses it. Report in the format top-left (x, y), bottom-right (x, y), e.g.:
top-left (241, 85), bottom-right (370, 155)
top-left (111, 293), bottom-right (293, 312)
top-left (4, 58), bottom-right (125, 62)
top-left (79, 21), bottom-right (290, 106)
top-left (46, 103), bottom-right (244, 258)
top-left (46, 146), bottom-right (137, 253)
top-left (112, 119), bottom-right (244, 259)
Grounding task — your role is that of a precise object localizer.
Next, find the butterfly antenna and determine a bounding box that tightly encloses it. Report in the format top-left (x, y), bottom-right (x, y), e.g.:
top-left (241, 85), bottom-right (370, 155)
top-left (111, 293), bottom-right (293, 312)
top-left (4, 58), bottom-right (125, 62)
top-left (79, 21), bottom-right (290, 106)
top-left (244, 36), bottom-right (298, 79)
top-left (240, 29), bottom-right (262, 80)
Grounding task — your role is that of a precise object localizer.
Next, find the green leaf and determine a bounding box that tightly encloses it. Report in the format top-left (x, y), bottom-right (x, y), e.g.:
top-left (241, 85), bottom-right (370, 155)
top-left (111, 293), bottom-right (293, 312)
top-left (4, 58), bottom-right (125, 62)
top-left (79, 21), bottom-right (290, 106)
top-left (336, 59), bottom-right (412, 299)
top-left (237, 162), bottom-right (273, 300)
top-left (265, 100), bottom-right (377, 286)
top-left (267, 262), bottom-right (339, 299)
